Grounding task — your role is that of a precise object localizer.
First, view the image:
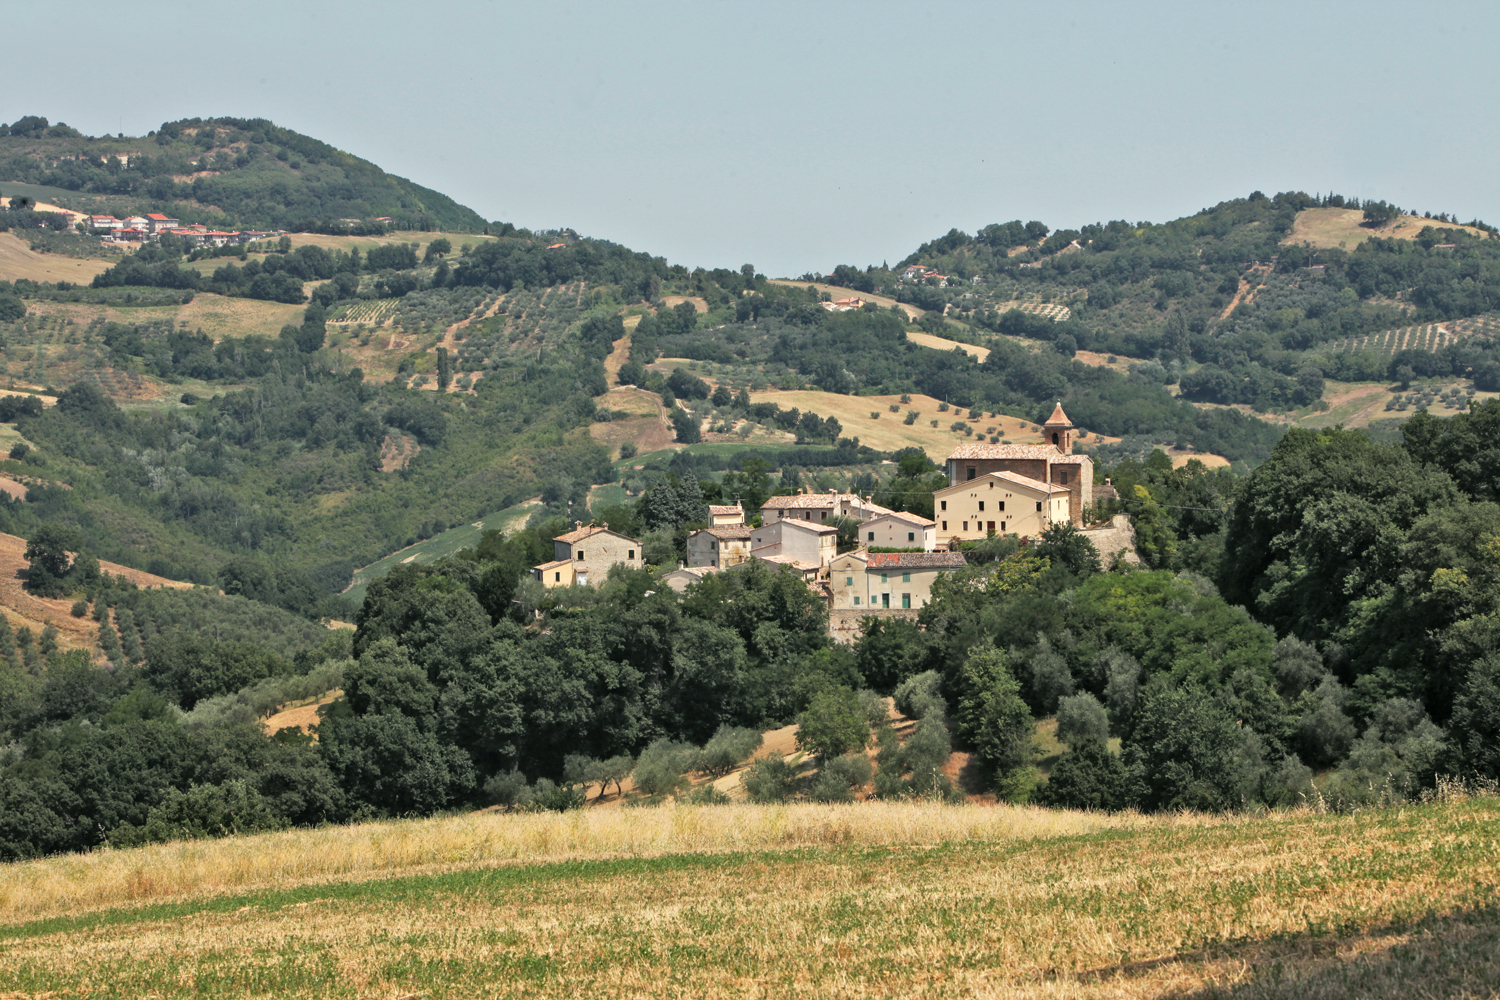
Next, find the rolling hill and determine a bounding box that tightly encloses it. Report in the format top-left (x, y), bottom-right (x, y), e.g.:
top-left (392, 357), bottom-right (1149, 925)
top-left (0, 115), bottom-right (493, 231)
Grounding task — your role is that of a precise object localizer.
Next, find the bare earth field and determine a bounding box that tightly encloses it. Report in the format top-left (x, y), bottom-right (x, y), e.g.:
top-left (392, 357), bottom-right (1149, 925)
top-left (907, 329), bottom-right (988, 360)
top-left (1287, 208), bottom-right (1487, 250)
top-left (0, 232), bottom-right (116, 284)
top-left (0, 795), bottom-right (1495, 999)
top-left (591, 385), bottom-right (676, 457)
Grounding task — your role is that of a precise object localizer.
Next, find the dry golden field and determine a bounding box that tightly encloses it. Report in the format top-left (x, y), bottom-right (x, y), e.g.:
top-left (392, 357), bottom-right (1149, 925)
top-left (746, 388), bottom-right (1106, 463)
top-left (0, 233), bottom-right (116, 284)
top-left (0, 797), bottom-right (1495, 999)
top-left (1286, 208), bottom-right (1486, 250)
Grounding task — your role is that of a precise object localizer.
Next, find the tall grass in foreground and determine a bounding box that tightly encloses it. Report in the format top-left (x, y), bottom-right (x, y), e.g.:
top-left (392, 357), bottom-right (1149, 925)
top-left (0, 801), bottom-right (1222, 923)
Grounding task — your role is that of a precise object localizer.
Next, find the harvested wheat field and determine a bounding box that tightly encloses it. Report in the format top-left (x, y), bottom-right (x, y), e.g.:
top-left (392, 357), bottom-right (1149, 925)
top-left (0, 796), bottom-right (1497, 999)
top-left (1286, 208), bottom-right (1487, 250)
top-left (749, 388), bottom-right (1074, 463)
top-left (0, 232), bottom-right (116, 284)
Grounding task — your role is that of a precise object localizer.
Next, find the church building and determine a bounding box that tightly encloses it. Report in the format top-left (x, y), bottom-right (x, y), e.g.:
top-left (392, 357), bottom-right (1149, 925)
top-left (941, 402), bottom-right (1093, 532)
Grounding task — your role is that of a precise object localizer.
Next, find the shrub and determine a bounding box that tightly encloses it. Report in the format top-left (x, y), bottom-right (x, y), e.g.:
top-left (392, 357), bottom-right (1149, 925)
top-left (809, 753), bottom-right (872, 802)
top-left (632, 738), bottom-right (697, 798)
top-left (741, 755), bottom-right (798, 803)
top-left (1294, 678), bottom-right (1356, 768)
top-left (530, 778), bottom-right (585, 812)
top-left (1056, 692), bottom-right (1110, 748)
top-left (894, 670), bottom-right (945, 721)
top-left (70, 599), bottom-right (88, 618)
top-left (695, 725), bottom-right (763, 776)
top-left (110, 779), bottom-right (285, 847)
top-left (686, 784), bottom-right (729, 805)
top-left (856, 688), bottom-right (889, 726)
top-left (484, 770), bottom-right (532, 811)
top-left (1039, 741), bottom-right (1131, 811)
top-left (796, 686), bottom-right (870, 760)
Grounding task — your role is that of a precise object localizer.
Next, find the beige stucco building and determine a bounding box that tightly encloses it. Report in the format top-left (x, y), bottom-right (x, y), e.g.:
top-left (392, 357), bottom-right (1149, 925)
top-left (759, 489), bottom-right (894, 527)
top-left (707, 503), bottom-right (746, 527)
top-left (749, 517), bottom-right (837, 575)
top-left (858, 511), bottom-right (938, 551)
top-left (533, 522), bottom-right (643, 588)
top-left (828, 550), bottom-right (968, 610)
top-left (686, 524), bottom-right (752, 569)
top-left (933, 471), bottom-right (1070, 543)
top-left (943, 402), bottom-right (1093, 526)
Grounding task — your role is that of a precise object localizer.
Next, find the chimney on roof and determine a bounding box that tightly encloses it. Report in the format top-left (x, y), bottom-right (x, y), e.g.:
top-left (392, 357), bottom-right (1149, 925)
top-left (602, 522), bottom-right (609, 530)
top-left (574, 520), bottom-right (582, 530)
top-left (829, 488), bottom-right (837, 496)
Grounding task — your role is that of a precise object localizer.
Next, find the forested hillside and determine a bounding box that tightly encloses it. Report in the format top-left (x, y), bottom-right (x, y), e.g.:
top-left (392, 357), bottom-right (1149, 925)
top-left (3, 131), bottom-right (1500, 863)
top-left (821, 192), bottom-right (1500, 414)
top-left (0, 115), bottom-right (490, 231)
top-left (2, 402), bottom-right (1497, 860)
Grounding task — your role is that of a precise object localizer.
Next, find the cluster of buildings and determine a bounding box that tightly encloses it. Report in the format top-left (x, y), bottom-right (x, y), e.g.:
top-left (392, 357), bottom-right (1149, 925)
top-left (87, 213), bottom-right (281, 248)
top-left (532, 404), bottom-right (1094, 613)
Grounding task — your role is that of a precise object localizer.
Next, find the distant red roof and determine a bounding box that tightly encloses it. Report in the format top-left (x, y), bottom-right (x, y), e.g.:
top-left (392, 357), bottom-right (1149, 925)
top-left (547, 243), bottom-right (567, 249)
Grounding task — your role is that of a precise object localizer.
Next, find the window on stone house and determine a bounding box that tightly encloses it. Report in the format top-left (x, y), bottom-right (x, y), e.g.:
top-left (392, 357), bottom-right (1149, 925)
top-left (627, 549), bottom-right (635, 559)
top-left (979, 501), bottom-right (984, 511)
top-left (577, 550), bottom-right (584, 560)
top-left (1036, 502), bottom-right (1042, 511)
top-left (902, 572), bottom-right (910, 582)
top-left (940, 500), bottom-right (947, 511)
top-left (907, 532), bottom-right (915, 542)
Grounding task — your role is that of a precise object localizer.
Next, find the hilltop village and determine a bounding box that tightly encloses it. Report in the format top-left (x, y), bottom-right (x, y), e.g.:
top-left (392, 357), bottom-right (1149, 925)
top-left (534, 403), bottom-right (1123, 616)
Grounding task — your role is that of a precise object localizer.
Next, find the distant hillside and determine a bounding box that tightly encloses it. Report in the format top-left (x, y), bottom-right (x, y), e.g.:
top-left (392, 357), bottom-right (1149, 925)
top-left (0, 115), bottom-right (491, 232)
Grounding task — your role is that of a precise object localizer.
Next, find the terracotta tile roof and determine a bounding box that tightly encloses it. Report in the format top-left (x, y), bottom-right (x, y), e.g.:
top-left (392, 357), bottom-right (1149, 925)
top-left (761, 494), bottom-right (841, 509)
top-left (865, 551), bottom-right (968, 570)
top-left (707, 504), bottom-right (742, 515)
top-left (1044, 402), bottom-right (1073, 426)
top-left (755, 554), bottom-right (819, 571)
top-left (937, 470), bottom-right (1069, 495)
top-left (946, 443), bottom-right (1058, 461)
top-left (697, 526), bottom-right (752, 540)
top-left (868, 510), bottom-right (936, 526)
top-left (534, 558), bottom-right (572, 572)
top-left (945, 442), bottom-right (1095, 462)
top-left (553, 524), bottom-right (638, 545)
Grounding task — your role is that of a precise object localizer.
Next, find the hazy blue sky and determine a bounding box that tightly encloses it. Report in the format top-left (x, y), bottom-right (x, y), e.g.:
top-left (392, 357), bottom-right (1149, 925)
top-left (9, 2), bottom-right (1498, 275)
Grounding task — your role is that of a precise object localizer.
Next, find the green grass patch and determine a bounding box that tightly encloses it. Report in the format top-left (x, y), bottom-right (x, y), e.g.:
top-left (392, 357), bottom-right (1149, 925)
top-left (342, 498), bottom-right (539, 607)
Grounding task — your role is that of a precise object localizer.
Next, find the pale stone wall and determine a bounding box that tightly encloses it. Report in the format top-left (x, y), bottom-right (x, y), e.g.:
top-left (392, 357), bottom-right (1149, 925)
top-left (827, 607), bottom-right (919, 643)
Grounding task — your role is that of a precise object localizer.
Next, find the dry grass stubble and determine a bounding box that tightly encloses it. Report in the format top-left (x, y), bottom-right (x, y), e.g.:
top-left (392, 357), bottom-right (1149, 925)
top-left (0, 801), bottom-right (1192, 924)
top-left (1, 799), bottom-right (1498, 998)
